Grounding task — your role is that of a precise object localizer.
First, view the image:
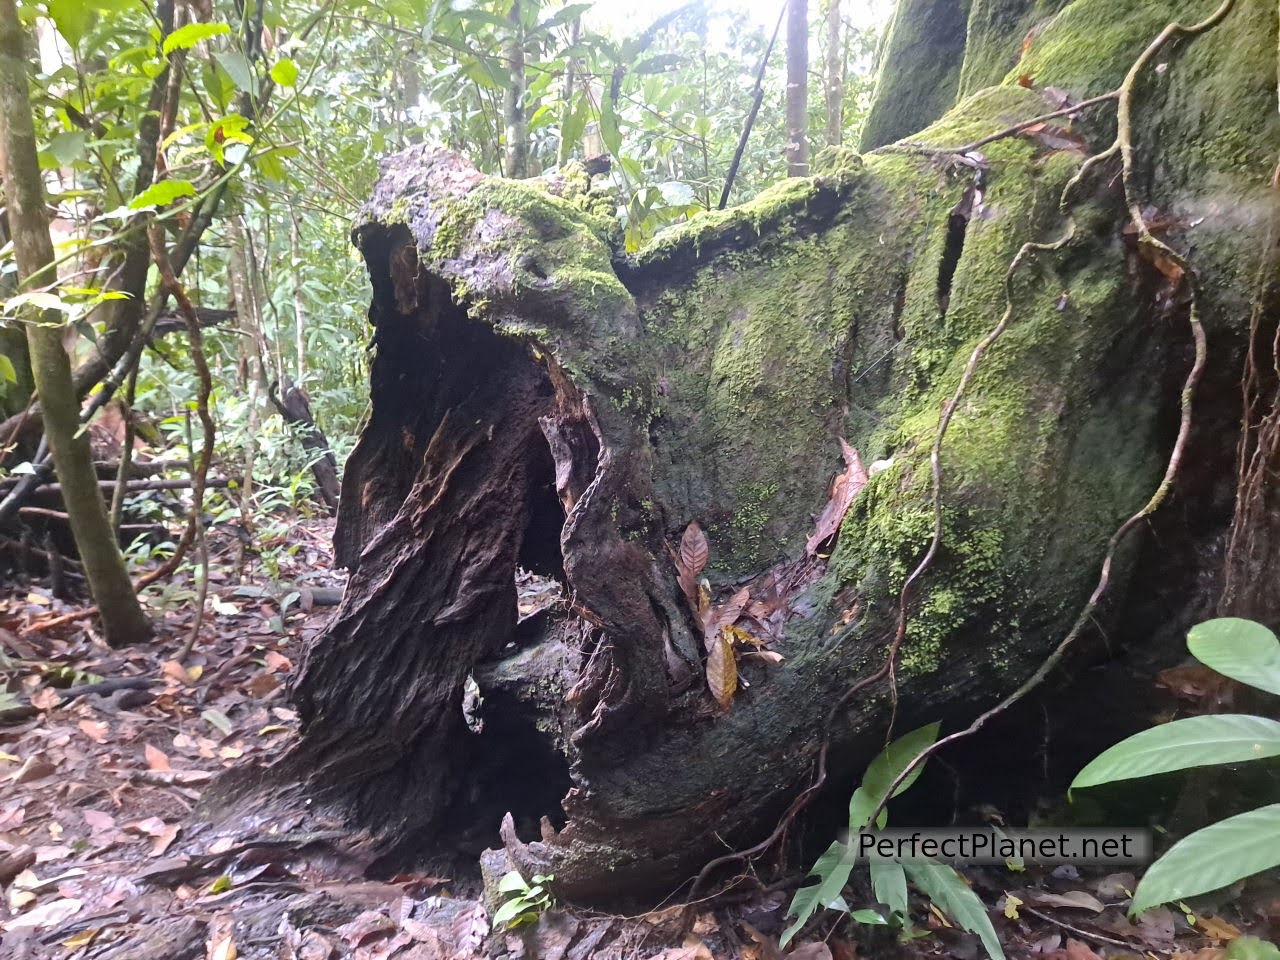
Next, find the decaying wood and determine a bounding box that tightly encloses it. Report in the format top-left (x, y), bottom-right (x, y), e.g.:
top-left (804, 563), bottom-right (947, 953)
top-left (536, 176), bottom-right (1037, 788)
top-left (260, 0), bottom-right (1280, 906)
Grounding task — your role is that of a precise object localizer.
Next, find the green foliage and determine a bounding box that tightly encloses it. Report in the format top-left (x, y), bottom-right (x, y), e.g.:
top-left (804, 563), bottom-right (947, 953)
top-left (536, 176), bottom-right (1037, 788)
top-left (1188, 617), bottom-right (1280, 696)
top-left (1072, 714), bottom-right (1280, 788)
top-left (782, 723), bottom-right (1004, 958)
top-left (1073, 618), bottom-right (1280, 914)
top-left (492, 871), bottom-right (554, 928)
top-left (1127, 805), bottom-right (1280, 916)
top-left (901, 860), bottom-right (1005, 960)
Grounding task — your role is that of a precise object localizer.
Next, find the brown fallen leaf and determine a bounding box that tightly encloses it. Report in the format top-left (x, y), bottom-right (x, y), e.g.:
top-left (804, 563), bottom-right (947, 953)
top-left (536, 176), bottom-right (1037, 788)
top-left (1, 896), bottom-right (82, 931)
top-left (680, 522), bottom-right (708, 578)
top-left (83, 809), bottom-right (115, 834)
top-left (151, 822), bottom-right (180, 857)
top-left (1032, 890), bottom-right (1106, 913)
top-left (1197, 916), bottom-right (1242, 942)
top-left (788, 945), bottom-right (834, 960)
top-left (1064, 939), bottom-right (1102, 960)
top-left (78, 720), bottom-right (109, 743)
top-left (706, 631), bottom-right (737, 709)
top-left (145, 743), bottom-right (171, 771)
top-left (647, 945), bottom-right (712, 960)
top-left (806, 440), bottom-right (868, 556)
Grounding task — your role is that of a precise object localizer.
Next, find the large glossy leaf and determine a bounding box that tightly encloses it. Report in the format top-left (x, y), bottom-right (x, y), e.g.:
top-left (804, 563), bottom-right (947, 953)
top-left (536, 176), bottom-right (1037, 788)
top-left (1188, 618), bottom-right (1280, 696)
top-left (1130, 804), bottom-right (1280, 914)
top-left (903, 860), bottom-right (1005, 960)
top-left (848, 722), bottom-right (940, 830)
top-left (1071, 714), bottom-right (1280, 789)
top-left (781, 841), bottom-right (854, 948)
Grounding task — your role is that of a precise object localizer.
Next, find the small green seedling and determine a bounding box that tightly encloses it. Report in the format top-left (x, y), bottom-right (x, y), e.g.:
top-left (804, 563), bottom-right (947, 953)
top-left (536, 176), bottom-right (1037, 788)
top-left (493, 871), bottom-right (554, 928)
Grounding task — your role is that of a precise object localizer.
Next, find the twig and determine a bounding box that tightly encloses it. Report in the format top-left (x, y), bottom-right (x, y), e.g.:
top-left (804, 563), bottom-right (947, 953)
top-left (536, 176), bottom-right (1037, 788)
top-left (876, 90), bottom-right (1120, 158)
top-left (718, 1), bottom-right (786, 209)
top-left (1019, 905), bottom-right (1159, 953)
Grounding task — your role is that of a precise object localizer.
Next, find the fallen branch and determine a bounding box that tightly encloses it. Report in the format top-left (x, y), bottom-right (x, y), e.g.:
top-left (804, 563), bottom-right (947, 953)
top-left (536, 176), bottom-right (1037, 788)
top-left (0, 476), bottom-right (235, 494)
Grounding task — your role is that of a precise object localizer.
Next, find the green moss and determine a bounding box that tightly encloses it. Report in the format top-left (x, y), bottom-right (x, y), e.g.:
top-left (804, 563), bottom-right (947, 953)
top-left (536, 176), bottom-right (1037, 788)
top-left (957, 0), bottom-right (1071, 97)
top-left (1012, 0), bottom-right (1172, 95)
top-left (860, 0), bottom-right (973, 149)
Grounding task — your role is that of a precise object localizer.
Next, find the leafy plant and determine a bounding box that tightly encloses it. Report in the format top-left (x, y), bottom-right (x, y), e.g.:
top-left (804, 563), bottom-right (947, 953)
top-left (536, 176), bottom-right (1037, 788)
top-left (492, 870), bottom-right (555, 928)
top-left (1072, 617), bottom-right (1280, 914)
top-left (781, 723), bottom-right (1006, 959)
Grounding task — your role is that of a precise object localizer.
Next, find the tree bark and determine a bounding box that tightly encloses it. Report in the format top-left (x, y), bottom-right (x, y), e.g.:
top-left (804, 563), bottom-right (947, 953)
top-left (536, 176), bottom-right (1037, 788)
top-left (785, 0), bottom-right (809, 175)
top-left (503, 0), bottom-right (528, 179)
top-left (259, 0), bottom-right (1279, 907)
top-left (0, 0), bottom-right (151, 645)
top-left (824, 0), bottom-right (843, 145)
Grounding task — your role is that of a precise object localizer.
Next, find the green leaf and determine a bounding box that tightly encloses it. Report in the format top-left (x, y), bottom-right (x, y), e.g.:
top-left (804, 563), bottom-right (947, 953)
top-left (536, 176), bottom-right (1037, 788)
top-left (208, 874), bottom-right (232, 894)
top-left (537, 3), bottom-right (591, 30)
top-left (849, 722), bottom-right (941, 830)
top-left (128, 179), bottom-right (197, 210)
top-left (870, 860), bottom-right (908, 919)
top-left (633, 53), bottom-right (684, 75)
top-left (1188, 618), bottom-right (1280, 696)
top-left (851, 909), bottom-right (889, 924)
top-left (47, 0), bottom-right (95, 46)
top-left (492, 897), bottom-right (534, 928)
top-left (269, 57), bottom-right (299, 87)
top-left (0, 354), bottom-right (15, 384)
top-left (903, 860), bottom-right (1005, 960)
top-left (215, 51), bottom-right (256, 95)
top-left (1071, 714), bottom-right (1280, 789)
top-left (561, 98), bottom-right (588, 156)
top-left (163, 21), bottom-right (231, 54)
top-left (47, 130), bottom-right (88, 167)
top-left (599, 99), bottom-right (622, 157)
top-left (497, 871), bottom-right (528, 894)
top-left (1130, 804), bottom-right (1280, 915)
top-left (1226, 938), bottom-right (1280, 960)
top-left (781, 841), bottom-right (854, 948)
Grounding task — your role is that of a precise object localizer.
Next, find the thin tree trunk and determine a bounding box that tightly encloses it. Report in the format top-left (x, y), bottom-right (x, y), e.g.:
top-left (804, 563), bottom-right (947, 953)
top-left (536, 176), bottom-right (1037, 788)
top-left (503, 0), bottom-right (528, 179)
top-left (824, 0), bottom-right (843, 145)
top-left (289, 209), bottom-right (307, 384)
top-left (785, 0), bottom-right (810, 176)
top-left (229, 219), bottom-right (265, 511)
top-left (0, 0), bottom-right (151, 645)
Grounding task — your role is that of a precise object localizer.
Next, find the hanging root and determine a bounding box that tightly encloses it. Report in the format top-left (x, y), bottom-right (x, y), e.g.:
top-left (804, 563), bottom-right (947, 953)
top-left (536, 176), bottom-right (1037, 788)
top-left (1219, 158), bottom-right (1280, 618)
top-left (692, 0), bottom-right (1239, 896)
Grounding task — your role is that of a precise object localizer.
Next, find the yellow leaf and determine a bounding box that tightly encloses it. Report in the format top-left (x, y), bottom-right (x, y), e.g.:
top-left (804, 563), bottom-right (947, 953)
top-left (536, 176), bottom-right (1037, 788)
top-left (1197, 917), bottom-right (1241, 942)
top-left (706, 633), bottom-right (737, 708)
top-left (1004, 894), bottom-right (1022, 920)
top-left (209, 936), bottom-right (237, 960)
top-left (64, 928), bottom-right (98, 948)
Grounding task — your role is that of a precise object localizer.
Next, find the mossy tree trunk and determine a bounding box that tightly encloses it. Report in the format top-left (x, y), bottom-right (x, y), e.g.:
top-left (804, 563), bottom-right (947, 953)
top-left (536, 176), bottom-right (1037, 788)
top-left (273, 0), bottom-right (1279, 902)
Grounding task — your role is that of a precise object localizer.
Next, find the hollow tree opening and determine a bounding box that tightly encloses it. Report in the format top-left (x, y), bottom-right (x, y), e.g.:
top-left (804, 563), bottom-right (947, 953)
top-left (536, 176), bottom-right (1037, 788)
top-left (271, 40), bottom-right (1280, 900)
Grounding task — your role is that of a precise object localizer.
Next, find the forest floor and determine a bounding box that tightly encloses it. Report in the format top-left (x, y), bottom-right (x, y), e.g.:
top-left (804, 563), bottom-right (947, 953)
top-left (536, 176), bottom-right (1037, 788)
top-left (0, 516), bottom-right (1274, 960)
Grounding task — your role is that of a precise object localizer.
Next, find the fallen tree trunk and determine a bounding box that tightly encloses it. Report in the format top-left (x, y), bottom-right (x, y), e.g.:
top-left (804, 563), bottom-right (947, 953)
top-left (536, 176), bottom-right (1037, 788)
top-left (265, 0), bottom-right (1279, 904)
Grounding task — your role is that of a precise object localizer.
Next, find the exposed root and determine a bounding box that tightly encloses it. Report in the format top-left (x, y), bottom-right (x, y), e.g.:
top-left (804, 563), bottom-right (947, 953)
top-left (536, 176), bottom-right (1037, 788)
top-left (1220, 161), bottom-right (1280, 617)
